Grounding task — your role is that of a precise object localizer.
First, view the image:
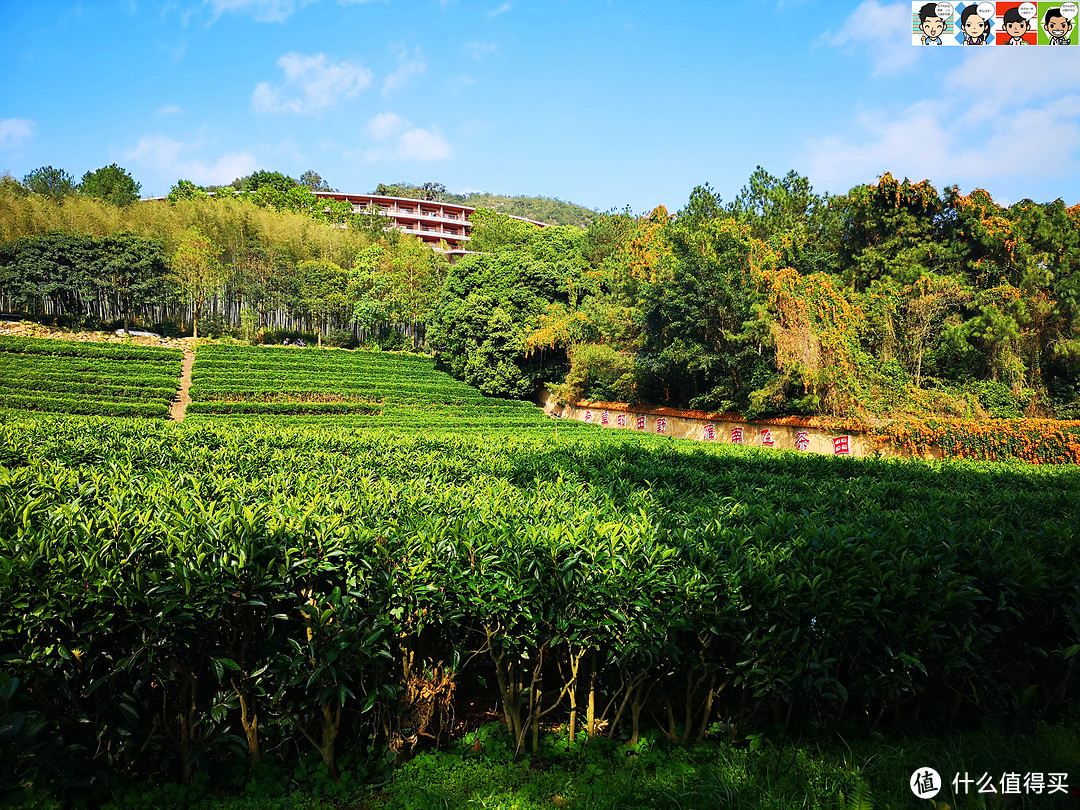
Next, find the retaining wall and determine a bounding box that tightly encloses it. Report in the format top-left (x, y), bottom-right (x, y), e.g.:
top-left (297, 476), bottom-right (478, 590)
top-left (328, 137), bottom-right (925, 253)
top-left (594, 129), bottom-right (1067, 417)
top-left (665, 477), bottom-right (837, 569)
top-left (538, 389), bottom-right (940, 460)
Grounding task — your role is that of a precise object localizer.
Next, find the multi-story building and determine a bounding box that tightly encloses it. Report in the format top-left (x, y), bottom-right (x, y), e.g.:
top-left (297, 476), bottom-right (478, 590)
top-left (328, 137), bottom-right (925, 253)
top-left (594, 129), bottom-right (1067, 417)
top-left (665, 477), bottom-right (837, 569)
top-left (313, 192), bottom-right (548, 254)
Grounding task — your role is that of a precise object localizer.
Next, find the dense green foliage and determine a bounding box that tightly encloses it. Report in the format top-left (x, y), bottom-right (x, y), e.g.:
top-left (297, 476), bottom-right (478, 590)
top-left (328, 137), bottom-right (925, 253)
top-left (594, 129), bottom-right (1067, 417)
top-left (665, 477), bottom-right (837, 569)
top-left (0, 185), bottom-right (448, 342)
top-left (22, 166), bottom-right (76, 201)
top-left (435, 169), bottom-right (1080, 420)
top-left (78, 164), bottom-right (141, 208)
top-left (462, 193), bottom-right (600, 228)
top-left (0, 231), bottom-right (171, 329)
top-left (427, 214), bottom-right (586, 396)
top-left (0, 336), bottom-right (182, 417)
top-left (5, 161), bottom-right (1080, 421)
top-left (1, 399), bottom-right (1077, 801)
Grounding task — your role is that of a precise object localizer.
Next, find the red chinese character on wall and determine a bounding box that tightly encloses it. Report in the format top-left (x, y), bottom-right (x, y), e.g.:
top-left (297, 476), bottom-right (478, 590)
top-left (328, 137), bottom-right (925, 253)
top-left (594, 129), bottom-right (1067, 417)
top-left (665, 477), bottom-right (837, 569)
top-left (617, 413), bottom-right (627, 428)
top-left (704, 423), bottom-right (715, 441)
top-left (760, 428), bottom-right (775, 447)
top-left (636, 414), bottom-right (646, 431)
top-left (731, 426), bottom-right (744, 444)
top-left (656, 417), bottom-right (667, 433)
top-left (584, 409), bottom-right (593, 423)
top-left (601, 410), bottom-right (609, 425)
top-left (795, 431), bottom-right (810, 451)
top-left (833, 435), bottom-right (850, 455)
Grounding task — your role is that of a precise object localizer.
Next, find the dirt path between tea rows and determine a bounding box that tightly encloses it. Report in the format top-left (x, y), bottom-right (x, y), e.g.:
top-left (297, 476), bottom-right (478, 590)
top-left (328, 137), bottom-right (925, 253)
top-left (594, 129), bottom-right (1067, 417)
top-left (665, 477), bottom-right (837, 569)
top-left (169, 349), bottom-right (194, 422)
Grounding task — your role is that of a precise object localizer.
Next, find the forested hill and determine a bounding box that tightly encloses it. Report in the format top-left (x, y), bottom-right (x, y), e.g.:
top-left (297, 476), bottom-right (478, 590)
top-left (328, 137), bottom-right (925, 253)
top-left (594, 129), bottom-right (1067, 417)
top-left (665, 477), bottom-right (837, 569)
top-left (373, 183), bottom-right (600, 227)
top-left (460, 194), bottom-right (600, 227)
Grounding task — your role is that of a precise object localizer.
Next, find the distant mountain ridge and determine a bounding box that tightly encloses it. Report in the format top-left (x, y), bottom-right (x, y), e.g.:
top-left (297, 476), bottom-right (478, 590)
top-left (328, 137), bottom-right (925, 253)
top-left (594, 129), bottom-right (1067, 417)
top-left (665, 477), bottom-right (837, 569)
top-left (373, 183), bottom-right (600, 227)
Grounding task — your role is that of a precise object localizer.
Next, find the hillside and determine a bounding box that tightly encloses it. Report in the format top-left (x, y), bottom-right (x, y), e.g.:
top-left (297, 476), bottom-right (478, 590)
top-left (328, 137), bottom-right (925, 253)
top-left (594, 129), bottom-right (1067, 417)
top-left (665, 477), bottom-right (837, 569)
top-left (461, 192), bottom-right (600, 227)
top-left (373, 182), bottom-right (600, 226)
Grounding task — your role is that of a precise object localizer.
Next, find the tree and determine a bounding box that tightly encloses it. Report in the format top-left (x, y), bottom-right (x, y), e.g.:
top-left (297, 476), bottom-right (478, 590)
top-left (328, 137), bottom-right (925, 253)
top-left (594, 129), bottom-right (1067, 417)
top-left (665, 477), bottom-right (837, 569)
top-left (294, 258), bottom-right (350, 346)
top-left (832, 173), bottom-right (944, 291)
top-left (0, 173), bottom-right (27, 198)
top-left (23, 166), bottom-right (76, 201)
top-left (637, 201), bottom-right (773, 411)
top-left (283, 186), bottom-right (319, 218)
top-left (79, 164), bottom-right (142, 207)
top-left (169, 226), bottom-right (224, 339)
top-left (429, 228), bottom-right (573, 397)
top-left (420, 182), bottom-right (446, 201)
top-left (0, 232), bottom-right (100, 321)
top-left (240, 170), bottom-right (296, 195)
top-left (729, 167), bottom-right (838, 276)
top-left (167, 179), bottom-right (209, 203)
top-left (102, 234), bottom-right (171, 331)
top-left (299, 170), bottom-right (334, 192)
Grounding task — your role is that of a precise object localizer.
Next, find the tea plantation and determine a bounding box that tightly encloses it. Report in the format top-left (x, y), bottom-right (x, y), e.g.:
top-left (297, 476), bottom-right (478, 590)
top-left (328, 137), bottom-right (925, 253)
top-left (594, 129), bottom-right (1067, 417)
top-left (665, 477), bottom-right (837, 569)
top-left (0, 341), bottom-right (1078, 809)
top-left (0, 336), bottom-right (182, 418)
top-left (185, 343), bottom-right (592, 435)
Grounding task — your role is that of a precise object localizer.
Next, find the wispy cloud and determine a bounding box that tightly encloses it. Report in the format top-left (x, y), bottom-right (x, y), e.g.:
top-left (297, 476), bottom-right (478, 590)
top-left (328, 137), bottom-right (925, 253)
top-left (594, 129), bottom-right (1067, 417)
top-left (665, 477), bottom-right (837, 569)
top-left (252, 52), bottom-right (373, 113)
top-left (799, 48), bottom-right (1080, 194)
top-left (204, 0), bottom-right (308, 23)
top-left (158, 104), bottom-right (183, 116)
top-left (160, 38), bottom-right (187, 60)
top-left (125, 133), bottom-right (258, 185)
top-left (820, 0), bottom-right (917, 77)
top-left (367, 111), bottom-right (405, 139)
top-left (361, 113), bottom-right (451, 162)
top-left (488, 2), bottom-right (511, 17)
top-left (203, 0), bottom-right (384, 23)
top-left (464, 40), bottom-right (498, 61)
top-left (383, 44), bottom-right (426, 96)
top-left (396, 126), bottom-right (451, 161)
top-left (0, 119), bottom-right (35, 150)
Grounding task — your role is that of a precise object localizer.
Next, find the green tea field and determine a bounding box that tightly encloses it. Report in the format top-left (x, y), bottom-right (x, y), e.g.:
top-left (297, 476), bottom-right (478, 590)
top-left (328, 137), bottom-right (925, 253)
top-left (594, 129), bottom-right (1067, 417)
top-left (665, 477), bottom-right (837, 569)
top-left (0, 341), bottom-right (1077, 809)
top-left (0, 335), bottom-right (182, 418)
top-left (185, 342), bottom-right (595, 435)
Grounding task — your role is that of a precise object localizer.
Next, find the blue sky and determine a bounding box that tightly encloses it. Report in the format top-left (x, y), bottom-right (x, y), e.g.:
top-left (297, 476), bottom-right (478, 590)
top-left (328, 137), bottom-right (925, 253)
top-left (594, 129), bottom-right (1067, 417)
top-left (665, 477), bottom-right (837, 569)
top-left (1, 1), bottom-right (1078, 213)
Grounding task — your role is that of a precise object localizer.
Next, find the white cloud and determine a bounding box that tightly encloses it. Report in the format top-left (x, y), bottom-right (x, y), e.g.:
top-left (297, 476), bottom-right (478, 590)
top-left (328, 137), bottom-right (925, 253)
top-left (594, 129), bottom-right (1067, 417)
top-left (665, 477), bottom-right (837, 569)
top-left (360, 118), bottom-right (452, 163)
top-left (367, 111), bottom-right (404, 139)
top-left (820, 0), bottom-right (917, 77)
top-left (383, 45), bottom-right (426, 95)
top-left (203, 0), bottom-right (384, 23)
top-left (464, 40), bottom-right (498, 61)
top-left (0, 119), bottom-right (34, 150)
top-left (799, 47), bottom-right (1080, 193)
top-left (125, 134), bottom-right (258, 185)
top-left (396, 127), bottom-right (451, 161)
top-left (204, 0), bottom-right (306, 23)
top-left (945, 47), bottom-right (1080, 124)
top-left (158, 104), bottom-right (183, 116)
top-left (252, 52), bottom-right (372, 114)
top-left (488, 2), bottom-right (511, 17)
top-left (160, 39), bottom-right (187, 60)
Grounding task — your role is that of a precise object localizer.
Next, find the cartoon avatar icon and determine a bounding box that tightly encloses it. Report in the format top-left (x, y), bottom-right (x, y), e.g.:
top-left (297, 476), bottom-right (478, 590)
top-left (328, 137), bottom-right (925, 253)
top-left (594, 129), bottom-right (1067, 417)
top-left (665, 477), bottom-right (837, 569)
top-left (1002, 7), bottom-right (1030, 43)
top-left (1043, 7), bottom-right (1074, 43)
top-left (919, 2), bottom-right (947, 43)
top-left (960, 5), bottom-right (990, 43)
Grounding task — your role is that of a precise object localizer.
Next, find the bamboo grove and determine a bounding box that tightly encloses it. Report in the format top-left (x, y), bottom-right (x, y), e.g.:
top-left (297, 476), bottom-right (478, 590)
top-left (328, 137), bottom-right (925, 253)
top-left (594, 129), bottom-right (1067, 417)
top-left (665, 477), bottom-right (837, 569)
top-left (1, 414), bottom-right (1077, 794)
top-left (0, 180), bottom-right (447, 345)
